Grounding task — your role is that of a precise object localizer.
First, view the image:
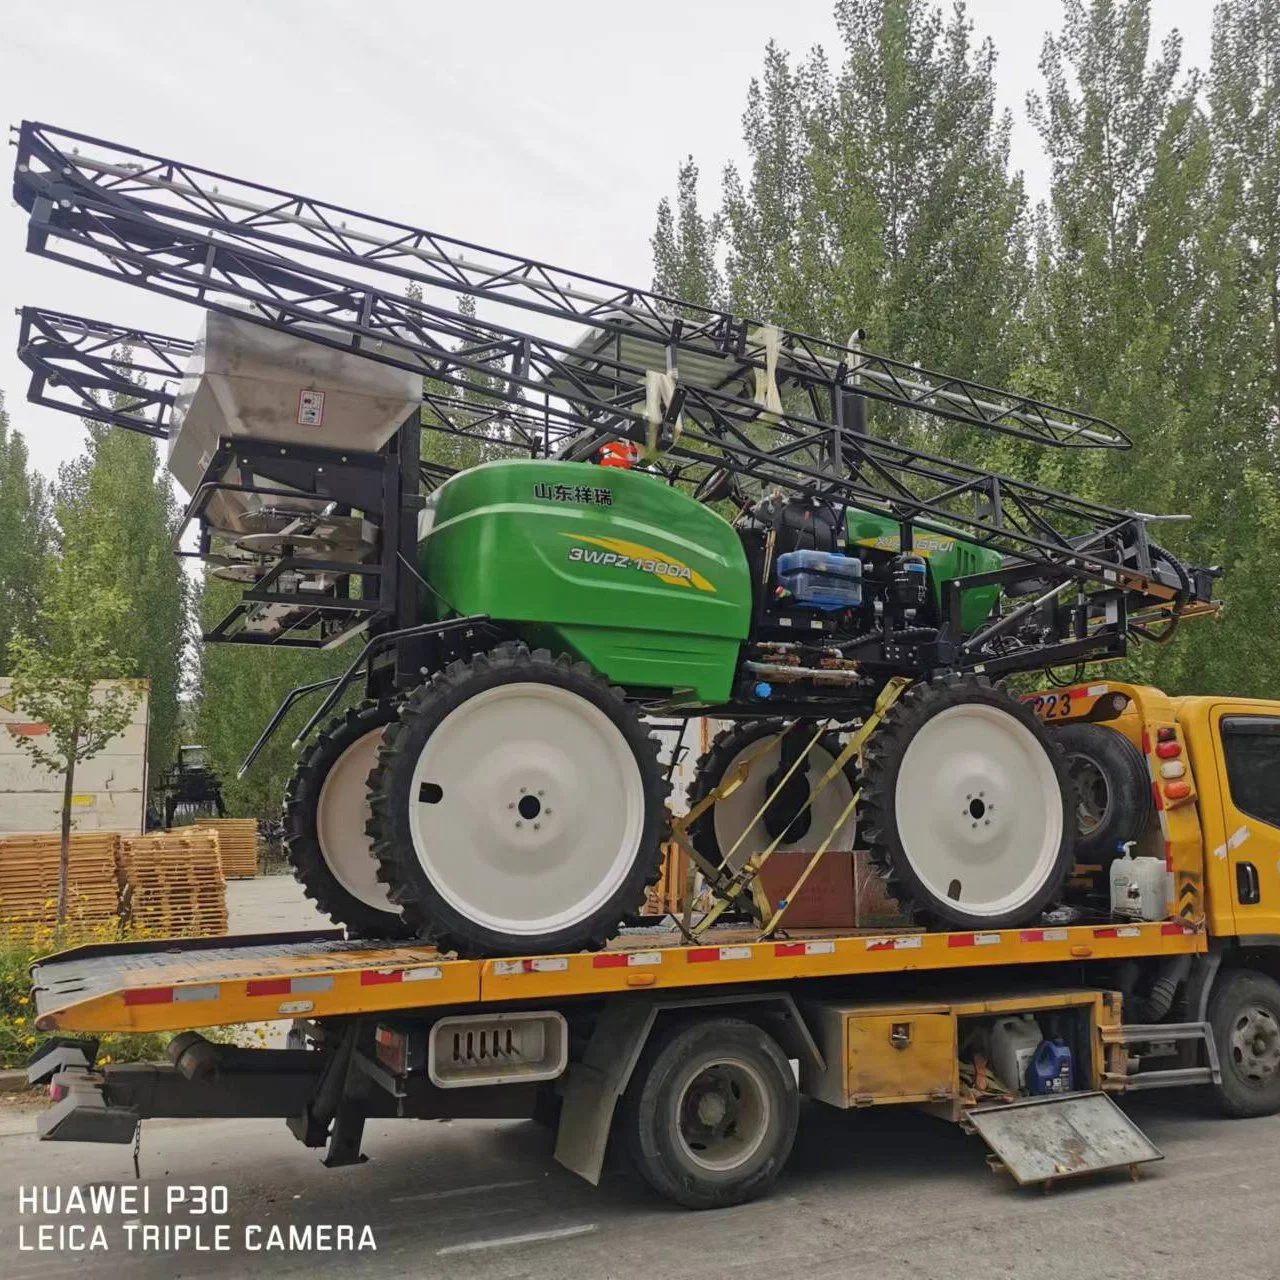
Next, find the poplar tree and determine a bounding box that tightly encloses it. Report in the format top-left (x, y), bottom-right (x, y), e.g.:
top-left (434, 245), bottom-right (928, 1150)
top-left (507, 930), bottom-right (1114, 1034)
top-left (0, 393), bottom-right (52, 673)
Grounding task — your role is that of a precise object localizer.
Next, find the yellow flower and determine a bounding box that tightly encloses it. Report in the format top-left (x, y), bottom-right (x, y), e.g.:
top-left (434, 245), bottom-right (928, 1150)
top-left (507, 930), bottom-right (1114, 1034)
top-left (13, 1017), bottom-right (25, 1027)
top-left (17, 997), bottom-right (29, 1005)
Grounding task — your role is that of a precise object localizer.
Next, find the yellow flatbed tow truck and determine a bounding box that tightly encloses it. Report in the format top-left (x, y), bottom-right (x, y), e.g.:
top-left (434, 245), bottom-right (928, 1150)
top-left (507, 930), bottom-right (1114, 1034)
top-left (26, 682), bottom-right (1280, 1208)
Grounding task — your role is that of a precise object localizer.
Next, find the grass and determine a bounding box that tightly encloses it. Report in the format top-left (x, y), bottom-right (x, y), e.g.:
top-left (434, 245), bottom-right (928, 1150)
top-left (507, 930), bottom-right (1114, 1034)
top-left (0, 912), bottom-right (259, 1070)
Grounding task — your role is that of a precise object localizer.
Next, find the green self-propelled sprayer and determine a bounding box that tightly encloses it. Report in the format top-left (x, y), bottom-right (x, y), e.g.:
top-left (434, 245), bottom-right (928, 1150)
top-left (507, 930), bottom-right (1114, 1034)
top-left (12, 122), bottom-right (1220, 956)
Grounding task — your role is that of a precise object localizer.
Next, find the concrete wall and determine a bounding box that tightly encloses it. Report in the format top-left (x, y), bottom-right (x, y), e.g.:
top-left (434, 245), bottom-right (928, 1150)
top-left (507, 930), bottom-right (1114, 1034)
top-left (0, 678), bottom-right (150, 835)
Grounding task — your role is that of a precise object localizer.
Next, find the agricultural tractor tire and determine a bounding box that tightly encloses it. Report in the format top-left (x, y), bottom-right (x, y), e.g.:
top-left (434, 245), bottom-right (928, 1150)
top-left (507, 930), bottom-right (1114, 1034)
top-left (283, 701), bottom-right (413, 939)
top-left (860, 675), bottom-right (1075, 930)
top-left (366, 642), bottom-right (667, 957)
top-left (1052, 721), bottom-right (1152, 862)
top-left (686, 720), bottom-right (859, 872)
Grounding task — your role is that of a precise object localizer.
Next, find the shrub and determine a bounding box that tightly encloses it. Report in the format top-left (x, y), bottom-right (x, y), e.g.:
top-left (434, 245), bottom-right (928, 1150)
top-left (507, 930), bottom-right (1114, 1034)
top-left (2, 919), bottom-right (179, 1069)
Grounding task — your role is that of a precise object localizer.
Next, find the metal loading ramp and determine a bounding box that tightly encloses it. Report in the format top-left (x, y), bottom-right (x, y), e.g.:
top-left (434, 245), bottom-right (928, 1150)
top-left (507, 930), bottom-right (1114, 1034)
top-left (967, 1092), bottom-right (1163, 1187)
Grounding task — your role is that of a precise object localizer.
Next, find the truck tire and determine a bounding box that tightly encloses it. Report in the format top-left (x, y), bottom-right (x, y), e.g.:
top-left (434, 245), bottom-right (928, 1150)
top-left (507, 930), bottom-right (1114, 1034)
top-left (686, 720), bottom-right (859, 872)
top-left (1208, 969), bottom-right (1280, 1118)
top-left (366, 643), bottom-right (666, 957)
top-left (618, 1017), bottom-right (798, 1209)
top-left (284, 701), bottom-right (413, 938)
top-left (860, 674), bottom-right (1075, 929)
top-left (1053, 722), bottom-right (1151, 862)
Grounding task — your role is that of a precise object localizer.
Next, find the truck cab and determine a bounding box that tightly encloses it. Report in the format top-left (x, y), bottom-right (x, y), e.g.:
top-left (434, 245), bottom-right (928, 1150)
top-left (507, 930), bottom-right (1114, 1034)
top-left (1177, 695), bottom-right (1280, 942)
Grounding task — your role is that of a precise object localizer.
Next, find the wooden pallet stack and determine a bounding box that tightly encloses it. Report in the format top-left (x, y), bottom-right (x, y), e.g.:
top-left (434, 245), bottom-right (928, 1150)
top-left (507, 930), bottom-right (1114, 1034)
top-left (194, 818), bottom-right (258, 879)
top-left (119, 830), bottom-right (228, 937)
top-left (0, 833), bottom-right (120, 929)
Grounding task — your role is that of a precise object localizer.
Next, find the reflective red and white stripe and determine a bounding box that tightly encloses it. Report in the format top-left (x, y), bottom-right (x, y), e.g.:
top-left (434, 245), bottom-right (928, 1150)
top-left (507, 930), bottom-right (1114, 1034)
top-left (1019, 928), bottom-right (1070, 943)
top-left (865, 935), bottom-right (923, 951)
top-left (492, 958), bottom-right (567, 975)
top-left (360, 966), bottom-right (444, 985)
top-left (688, 945), bottom-right (753, 964)
top-left (246, 975), bottom-right (336, 996)
top-left (123, 983), bottom-right (220, 1007)
top-left (593, 951), bottom-right (663, 968)
top-left (774, 940), bottom-right (837, 958)
top-left (948, 932), bottom-right (1001, 948)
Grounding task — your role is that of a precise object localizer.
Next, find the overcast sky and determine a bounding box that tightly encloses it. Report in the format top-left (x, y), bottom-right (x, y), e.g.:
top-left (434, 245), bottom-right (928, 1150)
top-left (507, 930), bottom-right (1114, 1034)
top-left (1, 0), bottom-right (1213, 483)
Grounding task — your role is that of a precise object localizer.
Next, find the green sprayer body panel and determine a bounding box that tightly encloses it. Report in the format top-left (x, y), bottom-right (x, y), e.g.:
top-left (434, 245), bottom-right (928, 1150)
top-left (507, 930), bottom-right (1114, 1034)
top-left (419, 460), bottom-right (752, 702)
top-left (846, 509), bottom-right (1003, 631)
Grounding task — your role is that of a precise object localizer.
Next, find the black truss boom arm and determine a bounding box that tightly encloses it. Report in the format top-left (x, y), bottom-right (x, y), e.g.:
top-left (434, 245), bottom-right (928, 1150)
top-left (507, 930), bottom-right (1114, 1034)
top-left (12, 120), bottom-right (1127, 451)
top-left (13, 307), bottom-right (1182, 604)
top-left (17, 306), bottom-right (191, 438)
top-left (12, 120), bottom-right (1218, 629)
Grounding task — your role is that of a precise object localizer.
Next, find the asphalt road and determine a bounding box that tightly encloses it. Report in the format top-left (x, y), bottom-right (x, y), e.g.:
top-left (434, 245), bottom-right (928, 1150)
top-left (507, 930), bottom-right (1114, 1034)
top-left (2, 1089), bottom-right (1277, 1280)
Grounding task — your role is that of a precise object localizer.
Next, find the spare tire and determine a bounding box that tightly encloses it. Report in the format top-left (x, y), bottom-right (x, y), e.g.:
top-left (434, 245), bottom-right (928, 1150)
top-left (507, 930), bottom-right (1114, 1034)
top-left (1053, 722), bottom-right (1151, 862)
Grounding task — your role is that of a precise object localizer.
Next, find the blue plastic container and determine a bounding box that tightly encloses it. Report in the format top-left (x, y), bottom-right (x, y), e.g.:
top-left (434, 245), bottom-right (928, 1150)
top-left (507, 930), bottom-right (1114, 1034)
top-left (776, 549), bottom-right (863, 611)
top-left (1026, 1039), bottom-right (1074, 1095)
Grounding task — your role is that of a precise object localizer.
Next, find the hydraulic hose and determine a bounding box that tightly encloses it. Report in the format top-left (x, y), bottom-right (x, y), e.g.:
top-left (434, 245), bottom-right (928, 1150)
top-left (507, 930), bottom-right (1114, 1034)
top-left (1117, 953), bottom-right (1193, 1023)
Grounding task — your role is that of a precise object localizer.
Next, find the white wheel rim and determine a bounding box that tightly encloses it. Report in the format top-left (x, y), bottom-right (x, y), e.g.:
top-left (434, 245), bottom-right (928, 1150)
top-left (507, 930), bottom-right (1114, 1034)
top-left (893, 704), bottom-right (1063, 918)
top-left (407, 682), bottom-right (647, 937)
top-left (316, 727), bottom-right (397, 913)
top-left (711, 736), bottom-right (857, 870)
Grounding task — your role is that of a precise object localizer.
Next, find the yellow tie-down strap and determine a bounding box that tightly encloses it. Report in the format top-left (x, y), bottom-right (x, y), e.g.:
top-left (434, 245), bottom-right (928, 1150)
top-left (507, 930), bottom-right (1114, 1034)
top-left (669, 677), bottom-right (911, 939)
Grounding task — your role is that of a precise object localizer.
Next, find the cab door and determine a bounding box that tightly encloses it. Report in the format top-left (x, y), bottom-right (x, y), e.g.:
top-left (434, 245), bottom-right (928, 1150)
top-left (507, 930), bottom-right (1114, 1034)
top-left (1209, 707), bottom-right (1280, 938)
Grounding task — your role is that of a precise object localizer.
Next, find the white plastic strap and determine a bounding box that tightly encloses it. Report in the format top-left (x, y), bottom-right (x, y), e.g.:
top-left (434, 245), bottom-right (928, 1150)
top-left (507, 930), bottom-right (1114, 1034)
top-left (752, 324), bottom-right (783, 415)
top-left (644, 368), bottom-right (682, 457)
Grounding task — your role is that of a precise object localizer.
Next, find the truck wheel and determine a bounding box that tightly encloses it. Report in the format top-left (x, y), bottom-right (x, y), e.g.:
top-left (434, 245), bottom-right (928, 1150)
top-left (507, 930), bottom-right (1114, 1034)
top-left (1208, 970), bottom-right (1280, 1118)
top-left (284, 701), bottom-right (412, 938)
top-left (1053, 722), bottom-right (1151, 861)
top-left (618, 1017), bottom-right (798, 1209)
top-left (366, 643), bottom-right (666, 957)
top-left (686, 720), bottom-right (858, 872)
top-left (860, 675), bottom-right (1075, 929)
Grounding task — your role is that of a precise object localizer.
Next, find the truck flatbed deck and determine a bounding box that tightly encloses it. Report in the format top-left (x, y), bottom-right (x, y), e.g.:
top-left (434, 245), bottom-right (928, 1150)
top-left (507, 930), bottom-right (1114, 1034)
top-left (32, 917), bottom-right (1204, 1035)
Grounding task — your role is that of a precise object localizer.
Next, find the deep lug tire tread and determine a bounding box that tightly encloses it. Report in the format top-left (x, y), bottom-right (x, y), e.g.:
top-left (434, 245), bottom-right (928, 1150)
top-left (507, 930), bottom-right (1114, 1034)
top-left (283, 700), bottom-right (414, 939)
top-left (366, 642), bottom-right (668, 957)
top-left (859, 674), bottom-right (1075, 930)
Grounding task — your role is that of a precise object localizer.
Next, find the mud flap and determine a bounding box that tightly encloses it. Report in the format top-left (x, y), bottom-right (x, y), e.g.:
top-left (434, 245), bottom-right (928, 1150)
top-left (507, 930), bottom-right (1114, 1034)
top-left (36, 1067), bottom-right (140, 1144)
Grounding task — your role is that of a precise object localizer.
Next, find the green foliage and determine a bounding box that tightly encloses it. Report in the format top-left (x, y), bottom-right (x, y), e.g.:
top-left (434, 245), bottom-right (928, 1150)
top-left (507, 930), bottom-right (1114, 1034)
top-left (0, 923), bottom-right (256, 1069)
top-left (192, 575), bottom-right (349, 819)
top-left (6, 551), bottom-right (142, 921)
top-left (56, 423), bottom-right (188, 794)
top-left (5, 581), bottom-right (138, 776)
top-left (0, 393), bottom-right (52, 673)
top-left (652, 157), bottom-right (724, 311)
top-left (0, 925), bottom-right (168, 1068)
top-left (653, 0), bottom-right (1280, 699)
